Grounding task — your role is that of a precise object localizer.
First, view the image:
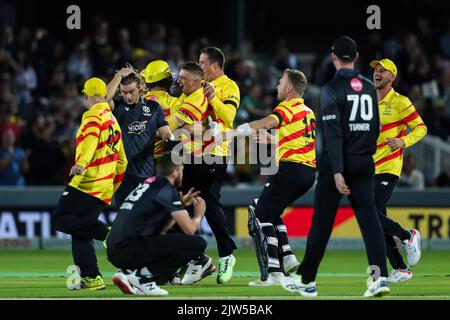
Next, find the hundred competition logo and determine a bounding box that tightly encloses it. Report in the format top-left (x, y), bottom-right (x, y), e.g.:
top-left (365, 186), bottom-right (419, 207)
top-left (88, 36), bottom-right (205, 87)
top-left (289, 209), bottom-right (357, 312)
top-left (128, 121), bottom-right (147, 134)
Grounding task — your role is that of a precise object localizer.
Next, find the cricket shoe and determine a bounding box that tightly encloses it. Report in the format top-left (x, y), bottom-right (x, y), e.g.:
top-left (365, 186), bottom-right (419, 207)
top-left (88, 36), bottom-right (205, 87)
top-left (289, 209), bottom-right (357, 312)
top-left (71, 275), bottom-right (106, 290)
top-left (403, 229), bottom-right (421, 266)
top-left (128, 270), bottom-right (168, 296)
top-left (280, 274), bottom-right (318, 297)
top-left (387, 269), bottom-right (413, 283)
top-left (249, 272), bottom-right (284, 287)
top-left (364, 277), bottom-right (390, 297)
top-left (112, 270), bottom-right (136, 294)
top-left (217, 254), bottom-right (236, 284)
top-left (283, 254), bottom-right (300, 275)
top-left (181, 255), bottom-right (216, 285)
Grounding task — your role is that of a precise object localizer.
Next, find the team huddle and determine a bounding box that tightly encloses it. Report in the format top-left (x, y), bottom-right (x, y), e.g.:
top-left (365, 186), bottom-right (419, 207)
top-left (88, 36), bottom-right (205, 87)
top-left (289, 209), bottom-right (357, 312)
top-left (52, 36), bottom-right (427, 297)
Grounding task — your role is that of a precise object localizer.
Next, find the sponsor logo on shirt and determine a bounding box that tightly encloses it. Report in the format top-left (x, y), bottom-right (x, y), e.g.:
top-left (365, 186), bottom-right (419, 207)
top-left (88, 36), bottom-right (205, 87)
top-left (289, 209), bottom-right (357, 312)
top-left (142, 105), bottom-right (152, 117)
top-left (322, 114), bottom-right (337, 121)
top-left (383, 105), bottom-right (392, 115)
top-left (350, 78), bottom-right (363, 92)
top-left (128, 121), bottom-right (147, 134)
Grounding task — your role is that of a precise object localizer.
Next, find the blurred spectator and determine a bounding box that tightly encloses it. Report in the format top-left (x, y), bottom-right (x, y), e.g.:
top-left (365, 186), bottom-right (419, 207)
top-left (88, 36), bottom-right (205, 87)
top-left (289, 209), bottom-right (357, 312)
top-left (398, 154), bottom-right (425, 190)
top-left (13, 50), bottom-right (37, 112)
top-left (237, 84), bottom-right (264, 123)
top-left (22, 114), bottom-right (67, 185)
top-left (67, 43), bottom-right (92, 81)
top-left (0, 129), bottom-right (28, 186)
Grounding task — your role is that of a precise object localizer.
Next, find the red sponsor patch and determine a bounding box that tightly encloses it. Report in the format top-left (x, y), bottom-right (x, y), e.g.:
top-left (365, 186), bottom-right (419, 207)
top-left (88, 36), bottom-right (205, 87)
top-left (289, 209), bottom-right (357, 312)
top-left (350, 78), bottom-right (363, 92)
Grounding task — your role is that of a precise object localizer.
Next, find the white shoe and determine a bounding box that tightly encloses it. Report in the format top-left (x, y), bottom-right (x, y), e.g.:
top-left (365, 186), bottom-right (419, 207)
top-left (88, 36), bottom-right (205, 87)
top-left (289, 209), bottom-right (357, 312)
top-left (387, 269), bottom-right (413, 283)
top-left (249, 272), bottom-right (284, 287)
top-left (181, 256), bottom-right (216, 285)
top-left (280, 274), bottom-right (318, 297)
top-left (283, 255), bottom-right (300, 275)
top-left (112, 271), bottom-right (136, 294)
top-left (403, 229), bottom-right (421, 266)
top-left (114, 270), bottom-right (168, 296)
top-left (135, 281), bottom-right (168, 296)
top-left (364, 277), bottom-right (390, 297)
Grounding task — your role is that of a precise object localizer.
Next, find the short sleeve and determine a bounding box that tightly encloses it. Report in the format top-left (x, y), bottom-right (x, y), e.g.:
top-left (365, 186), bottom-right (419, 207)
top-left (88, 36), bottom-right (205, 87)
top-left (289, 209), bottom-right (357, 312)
top-left (156, 186), bottom-right (185, 213)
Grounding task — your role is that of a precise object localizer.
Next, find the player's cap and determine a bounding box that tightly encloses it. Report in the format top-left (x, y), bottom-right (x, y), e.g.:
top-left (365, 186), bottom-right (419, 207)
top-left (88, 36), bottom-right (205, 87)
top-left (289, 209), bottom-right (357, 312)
top-left (140, 60), bottom-right (174, 84)
top-left (332, 36), bottom-right (358, 60)
top-left (82, 77), bottom-right (107, 98)
top-left (370, 58), bottom-right (398, 77)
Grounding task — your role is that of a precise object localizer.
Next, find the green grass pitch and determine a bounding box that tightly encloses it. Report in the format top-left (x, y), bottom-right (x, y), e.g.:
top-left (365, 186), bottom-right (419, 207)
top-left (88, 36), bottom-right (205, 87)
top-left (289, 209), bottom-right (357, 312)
top-left (1, 249), bottom-right (449, 299)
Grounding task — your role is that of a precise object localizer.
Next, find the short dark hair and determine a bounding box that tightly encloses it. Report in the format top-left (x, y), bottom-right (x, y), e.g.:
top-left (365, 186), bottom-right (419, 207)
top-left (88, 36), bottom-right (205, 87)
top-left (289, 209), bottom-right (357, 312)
top-left (180, 61), bottom-right (204, 80)
top-left (284, 69), bottom-right (307, 96)
top-left (156, 152), bottom-right (183, 176)
top-left (201, 46), bottom-right (225, 70)
top-left (121, 73), bottom-right (140, 86)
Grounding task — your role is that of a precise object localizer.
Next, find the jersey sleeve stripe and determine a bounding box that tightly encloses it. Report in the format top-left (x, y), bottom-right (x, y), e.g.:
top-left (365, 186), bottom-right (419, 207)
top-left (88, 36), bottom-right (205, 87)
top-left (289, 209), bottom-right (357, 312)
top-left (401, 111), bottom-right (420, 125)
top-left (274, 109), bottom-right (290, 124)
top-left (82, 121), bottom-right (101, 133)
top-left (375, 149), bottom-right (403, 167)
top-left (87, 191), bottom-right (102, 197)
top-left (380, 120), bottom-right (403, 132)
top-left (86, 152), bottom-right (120, 168)
top-left (270, 112), bottom-right (283, 126)
top-left (377, 129), bottom-right (406, 149)
top-left (223, 100), bottom-right (238, 108)
top-left (76, 132), bottom-right (99, 145)
top-left (99, 108), bottom-right (110, 116)
top-left (84, 115), bottom-right (102, 122)
top-left (399, 104), bottom-right (413, 114)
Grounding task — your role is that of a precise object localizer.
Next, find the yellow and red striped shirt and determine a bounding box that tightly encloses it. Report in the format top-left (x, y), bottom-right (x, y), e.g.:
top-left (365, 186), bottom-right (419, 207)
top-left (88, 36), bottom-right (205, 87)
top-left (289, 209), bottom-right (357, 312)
top-left (174, 87), bottom-right (208, 155)
top-left (69, 102), bottom-right (128, 204)
top-left (374, 89), bottom-right (427, 176)
top-left (144, 90), bottom-right (182, 158)
top-left (269, 98), bottom-right (316, 167)
top-left (204, 75), bottom-right (240, 157)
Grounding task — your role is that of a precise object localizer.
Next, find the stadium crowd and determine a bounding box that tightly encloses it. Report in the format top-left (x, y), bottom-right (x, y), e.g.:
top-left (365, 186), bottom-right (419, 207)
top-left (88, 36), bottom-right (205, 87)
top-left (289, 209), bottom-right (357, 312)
top-left (1, 16), bottom-right (450, 187)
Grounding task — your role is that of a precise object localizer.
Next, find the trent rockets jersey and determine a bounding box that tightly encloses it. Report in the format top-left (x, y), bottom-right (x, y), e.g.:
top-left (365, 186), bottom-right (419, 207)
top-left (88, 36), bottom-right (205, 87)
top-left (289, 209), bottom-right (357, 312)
top-left (373, 89), bottom-right (427, 177)
top-left (270, 98), bottom-right (316, 168)
top-left (113, 97), bottom-right (167, 178)
top-left (204, 75), bottom-right (240, 157)
top-left (69, 102), bottom-right (127, 204)
top-left (174, 87), bottom-right (209, 156)
top-left (144, 90), bottom-right (182, 159)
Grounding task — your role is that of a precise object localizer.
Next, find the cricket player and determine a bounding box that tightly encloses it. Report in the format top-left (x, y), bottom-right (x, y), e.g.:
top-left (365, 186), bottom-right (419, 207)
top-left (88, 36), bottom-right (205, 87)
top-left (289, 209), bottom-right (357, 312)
top-left (198, 47), bottom-right (240, 283)
top-left (53, 77), bottom-right (127, 290)
top-left (107, 152), bottom-right (214, 296)
top-left (106, 68), bottom-right (174, 207)
top-left (222, 69), bottom-right (316, 286)
top-left (371, 58), bottom-right (427, 282)
top-left (140, 60), bottom-right (183, 158)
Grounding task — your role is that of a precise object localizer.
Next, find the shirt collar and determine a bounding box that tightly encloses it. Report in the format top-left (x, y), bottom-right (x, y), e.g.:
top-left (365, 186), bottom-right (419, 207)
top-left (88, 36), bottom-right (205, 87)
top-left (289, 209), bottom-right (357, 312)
top-left (335, 68), bottom-right (359, 77)
top-left (379, 88), bottom-right (395, 105)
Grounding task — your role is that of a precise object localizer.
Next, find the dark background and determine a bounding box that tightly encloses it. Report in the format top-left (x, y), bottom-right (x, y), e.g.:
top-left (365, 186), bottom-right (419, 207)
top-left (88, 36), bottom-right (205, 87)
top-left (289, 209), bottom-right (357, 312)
top-left (7, 0), bottom-right (450, 51)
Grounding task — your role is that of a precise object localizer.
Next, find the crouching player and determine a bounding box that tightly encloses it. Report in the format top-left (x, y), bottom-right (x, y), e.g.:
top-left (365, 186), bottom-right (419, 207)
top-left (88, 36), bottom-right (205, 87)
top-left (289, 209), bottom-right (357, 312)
top-left (106, 152), bottom-right (215, 295)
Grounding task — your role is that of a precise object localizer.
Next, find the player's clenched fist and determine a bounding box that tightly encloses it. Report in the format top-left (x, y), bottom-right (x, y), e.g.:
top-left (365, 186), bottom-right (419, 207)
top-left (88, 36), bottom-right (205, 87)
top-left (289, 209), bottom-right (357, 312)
top-left (69, 164), bottom-right (85, 176)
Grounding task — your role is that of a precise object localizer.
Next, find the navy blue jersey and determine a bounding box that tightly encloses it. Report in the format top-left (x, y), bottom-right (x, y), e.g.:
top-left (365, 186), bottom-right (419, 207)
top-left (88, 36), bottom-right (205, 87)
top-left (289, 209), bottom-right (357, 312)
top-left (113, 97), bottom-right (167, 178)
top-left (107, 176), bottom-right (184, 247)
top-left (319, 68), bottom-right (380, 174)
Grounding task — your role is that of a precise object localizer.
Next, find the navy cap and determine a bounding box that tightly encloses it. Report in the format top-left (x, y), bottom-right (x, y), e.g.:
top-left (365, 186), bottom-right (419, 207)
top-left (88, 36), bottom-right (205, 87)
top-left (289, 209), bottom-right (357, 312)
top-left (332, 36), bottom-right (358, 60)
